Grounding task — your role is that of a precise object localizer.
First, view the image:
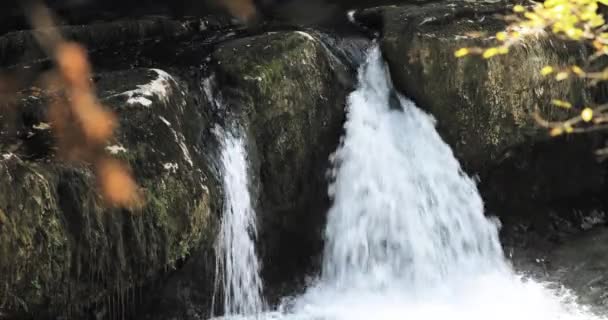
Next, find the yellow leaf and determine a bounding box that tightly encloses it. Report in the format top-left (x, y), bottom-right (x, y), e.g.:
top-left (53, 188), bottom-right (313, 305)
top-left (565, 28), bottom-right (584, 40)
top-left (571, 65), bottom-right (584, 75)
top-left (454, 48), bottom-right (470, 57)
top-left (581, 107), bottom-right (593, 122)
top-left (498, 46), bottom-right (509, 54)
top-left (540, 66), bottom-right (554, 75)
top-left (550, 127), bottom-right (563, 136)
top-left (483, 47), bottom-right (500, 59)
top-left (496, 32), bottom-right (508, 41)
top-left (551, 99), bottom-right (572, 108)
top-left (593, 40), bottom-right (604, 50)
top-left (552, 4), bottom-right (566, 12)
top-left (514, 4), bottom-right (526, 12)
top-left (590, 16), bottom-right (605, 27)
top-left (524, 12), bottom-right (542, 22)
top-left (555, 72), bottom-right (569, 80)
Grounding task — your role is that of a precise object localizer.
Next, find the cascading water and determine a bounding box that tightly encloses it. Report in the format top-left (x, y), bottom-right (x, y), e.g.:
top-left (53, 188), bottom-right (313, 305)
top-left (228, 46), bottom-right (605, 320)
top-left (321, 46), bottom-right (505, 290)
top-left (213, 126), bottom-right (265, 317)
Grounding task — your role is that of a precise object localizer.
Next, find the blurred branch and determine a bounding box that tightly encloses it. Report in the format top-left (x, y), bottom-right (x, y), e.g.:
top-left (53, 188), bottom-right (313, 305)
top-left (20, 2), bottom-right (142, 209)
top-left (456, 0), bottom-right (608, 140)
top-left (216, 0), bottom-right (258, 22)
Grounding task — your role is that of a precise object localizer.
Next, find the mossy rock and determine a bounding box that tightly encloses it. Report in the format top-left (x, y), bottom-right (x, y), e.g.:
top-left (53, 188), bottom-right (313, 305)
top-left (360, 2), bottom-right (590, 167)
top-left (212, 30), bottom-right (367, 290)
top-left (0, 68), bottom-right (218, 319)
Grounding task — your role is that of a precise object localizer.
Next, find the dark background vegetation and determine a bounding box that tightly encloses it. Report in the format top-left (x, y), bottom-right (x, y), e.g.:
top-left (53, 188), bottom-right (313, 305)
top-left (0, 0), bottom-right (406, 34)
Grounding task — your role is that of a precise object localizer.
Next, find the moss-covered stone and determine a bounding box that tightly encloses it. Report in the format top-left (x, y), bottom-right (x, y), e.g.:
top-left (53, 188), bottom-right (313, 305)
top-left (361, 2), bottom-right (590, 168)
top-left (0, 68), bottom-right (218, 319)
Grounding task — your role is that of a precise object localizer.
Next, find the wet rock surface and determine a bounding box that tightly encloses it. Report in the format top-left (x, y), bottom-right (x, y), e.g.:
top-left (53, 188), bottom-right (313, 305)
top-left (0, 12), bottom-right (369, 317)
top-left (0, 67), bottom-right (218, 319)
top-left (546, 228), bottom-right (608, 312)
top-left (210, 29), bottom-right (369, 298)
top-left (506, 226), bottom-right (608, 315)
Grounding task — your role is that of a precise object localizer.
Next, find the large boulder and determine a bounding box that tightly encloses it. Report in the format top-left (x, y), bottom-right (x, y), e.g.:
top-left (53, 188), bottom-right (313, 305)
top-left (358, 2), bottom-right (607, 234)
top-left (211, 30), bottom-right (368, 292)
top-left (0, 67), bottom-right (218, 319)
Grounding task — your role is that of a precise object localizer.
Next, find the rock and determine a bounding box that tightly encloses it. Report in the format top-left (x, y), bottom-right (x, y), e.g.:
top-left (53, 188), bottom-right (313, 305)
top-left (359, 2), bottom-right (606, 233)
top-left (211, 30), bottom-right (368, 293)
top-left (0, 0), bottom-right (409, 36)
top-left (0, 68), bottom-right (218, 319)
top-left (0, 20), bottom-right (369, 316)
top-left (0, 0), bottom-right (234, 36)
top-left (0, 16), bottom-right (236, 68)
top-left (544, 227), bottom-right (608, 313)
top-left (367, 2), bottom-right (590, 168)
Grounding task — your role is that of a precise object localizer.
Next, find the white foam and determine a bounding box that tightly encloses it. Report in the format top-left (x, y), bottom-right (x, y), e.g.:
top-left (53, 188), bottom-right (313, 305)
top-left (213, 127), bottom-right (265, 316)
top-left (124, 69), bottom-right (174, 107)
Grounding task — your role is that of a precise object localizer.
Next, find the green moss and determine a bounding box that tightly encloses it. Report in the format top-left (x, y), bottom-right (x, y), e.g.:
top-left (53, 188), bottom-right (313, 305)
top-left (0, 207), bottom-right (7, 225)
top-left (214, 32), bottom-right (325, 121)
top-left (0, 66), bottom-right (218, 318)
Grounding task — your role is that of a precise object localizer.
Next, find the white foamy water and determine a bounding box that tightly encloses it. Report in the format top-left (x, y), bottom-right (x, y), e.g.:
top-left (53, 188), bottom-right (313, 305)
top-left (213, 127), bottom-right (265, 316)
top-left (216, 46), bottom-right (605, 320)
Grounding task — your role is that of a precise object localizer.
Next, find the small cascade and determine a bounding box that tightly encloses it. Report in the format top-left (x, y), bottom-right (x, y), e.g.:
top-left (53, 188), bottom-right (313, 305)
top-left (321, 47), bottom-right (505, 290)
top-left (213, 126), bottom-right (265, 317)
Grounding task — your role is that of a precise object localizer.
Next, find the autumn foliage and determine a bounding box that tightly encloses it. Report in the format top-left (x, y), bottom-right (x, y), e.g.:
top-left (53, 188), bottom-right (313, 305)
top-left (456, 0), bottom-right (608, 137)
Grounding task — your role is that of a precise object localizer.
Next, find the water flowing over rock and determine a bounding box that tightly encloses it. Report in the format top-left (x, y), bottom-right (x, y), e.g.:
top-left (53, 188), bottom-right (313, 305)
top-left (213, 127), bottom-right (264, 316)
top-left (356, 2), bottom-right (607, 239)
top-left (211, 30), bottom-right (368, 293)
top-left (321, 47), bottom-right (504, 289)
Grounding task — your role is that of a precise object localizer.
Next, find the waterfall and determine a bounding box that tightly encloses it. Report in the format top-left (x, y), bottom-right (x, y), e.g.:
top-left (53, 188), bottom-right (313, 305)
top-left (214, 126), bottom-right (265, 317)
top-left (217, 46), bottom-right (605, 320)
top-left (321, 47), bottom-right (505, 290)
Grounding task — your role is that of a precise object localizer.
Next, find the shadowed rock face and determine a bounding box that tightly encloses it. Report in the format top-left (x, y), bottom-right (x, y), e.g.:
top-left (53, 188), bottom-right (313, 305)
top-left (0, 0), bottom-right (409, 35)
top-left (210, 30), bottom-right (369, 301)
top-left (0, 0), bottom-right (235, 38)
top-left (0, 67), bottom-right (219, 319)
top-left (546, 228), bottom-right (608, 313)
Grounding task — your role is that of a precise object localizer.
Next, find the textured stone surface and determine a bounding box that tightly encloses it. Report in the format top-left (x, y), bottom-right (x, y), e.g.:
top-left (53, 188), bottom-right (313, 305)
top-left (212, 30), bottom-right (368, 292)
top-left (0, 68), bottom-right (219, 319)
